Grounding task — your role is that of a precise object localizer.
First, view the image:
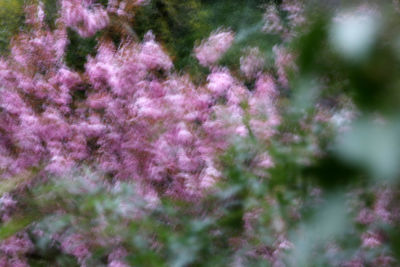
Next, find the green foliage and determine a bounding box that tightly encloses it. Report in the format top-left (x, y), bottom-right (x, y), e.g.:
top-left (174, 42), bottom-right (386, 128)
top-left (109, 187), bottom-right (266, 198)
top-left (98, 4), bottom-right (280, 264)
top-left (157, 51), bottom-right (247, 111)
top-left (133, 0), bottom-right (210, 70)
top-left (65, 28), bottom-right (98, 71)
top-left (204, 0), bottom-right (275, 72)
top-left (42, 0), bottom-right (60, 29)
top-left (0, 0), bottom-right (25, 54)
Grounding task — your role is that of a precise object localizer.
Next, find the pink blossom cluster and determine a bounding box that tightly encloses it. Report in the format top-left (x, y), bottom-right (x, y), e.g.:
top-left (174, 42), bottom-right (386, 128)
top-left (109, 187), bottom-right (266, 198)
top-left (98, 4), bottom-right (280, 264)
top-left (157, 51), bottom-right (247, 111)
top-left (356, 188), bottom-right (397, 225)
top-left (0, 193), bottom-right (16, 222)
top-left (24, 2), bottom-right (46, 26)
top-left (262, 4), bottom-right (285, 36)
top-left (240, 47), bottom-right (265, 79)
top-left (0, 233), bottom-right (33, 267)
top-left (262, 0), bottom-right (305, 41)
top-left (281, 0), bottom-right (305, 29)
top-left (61, 0), bottom-right (110, 38)
top-left (108, 247), bottom-right (129, 267)
top-left (273, 45), bottom-right (296, 87)
top-left (194, 29), bottom-right (235, 67)
top-left (60, 233), bottom-right (91, 264)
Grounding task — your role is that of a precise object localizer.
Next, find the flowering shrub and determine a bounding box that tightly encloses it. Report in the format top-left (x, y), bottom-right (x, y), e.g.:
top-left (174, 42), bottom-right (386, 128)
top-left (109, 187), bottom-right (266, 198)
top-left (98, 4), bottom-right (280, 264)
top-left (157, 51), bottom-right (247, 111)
top-left (1, 0), bottom-right (400, 266)
top-left (0, 0), bottom-right (283, 201)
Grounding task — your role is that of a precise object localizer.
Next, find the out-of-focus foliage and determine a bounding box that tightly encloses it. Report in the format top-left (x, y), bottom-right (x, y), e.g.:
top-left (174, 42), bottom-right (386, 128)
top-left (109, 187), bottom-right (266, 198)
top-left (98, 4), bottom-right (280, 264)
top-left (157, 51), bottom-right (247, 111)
top-left (64, 28), bottom-right (98, 71)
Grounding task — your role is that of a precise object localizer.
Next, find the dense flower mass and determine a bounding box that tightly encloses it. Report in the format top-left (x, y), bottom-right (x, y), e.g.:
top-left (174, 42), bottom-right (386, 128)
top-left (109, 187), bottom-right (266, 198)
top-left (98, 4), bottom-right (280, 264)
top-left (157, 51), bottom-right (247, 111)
top-left (0, 1), bottom-right (279, 200)
top-left (0, 2), bottom-right (284, 262)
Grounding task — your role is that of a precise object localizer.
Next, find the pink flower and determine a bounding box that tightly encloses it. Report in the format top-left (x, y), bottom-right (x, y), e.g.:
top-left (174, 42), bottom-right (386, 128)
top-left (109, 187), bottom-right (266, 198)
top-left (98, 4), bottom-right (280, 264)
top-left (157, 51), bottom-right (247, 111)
top-left (362, 231), bottom-right (382, 248)
top-left (263, 5), bottom-right (285, 35)
top-left (282, 0), bottom-right (305, 29)
top-left (0, 91), bottom-right (27, 115)
top-left (194, 29), bottom-right (235, 67)
top-left (139, 31), bottom-right (173, 71)
top-left (108, 247), bottom-right (128, 266)
top-left (240, 47), bottom-right (265, 79)
top-left (50, 67), bottom-right (81, 89)
top-left (207, 69), bottom-right (235, 96)
top-left (0, 234), bottom-right (33, 256)
top-left (176, 123), bottom-right (193, 144)
top-left (61, 234), bottom-right (91, 262)
top-left (200, 162), bottom-right (220, 189)
top-left (61, 0), bottom-right (109, 38)
top-left (256, 152), bottom-right (274, 168)
top-left (273, 45), bottom-right (295, 87)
